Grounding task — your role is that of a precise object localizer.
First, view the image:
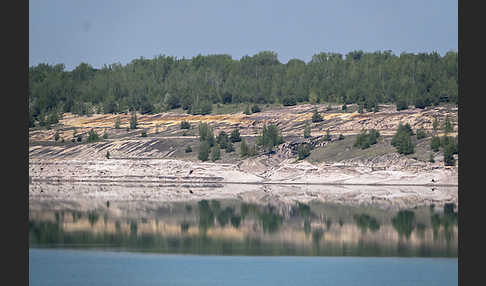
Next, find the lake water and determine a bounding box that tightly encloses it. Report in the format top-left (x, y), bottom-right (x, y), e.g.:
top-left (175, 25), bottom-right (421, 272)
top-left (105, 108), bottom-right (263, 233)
top-left (29, 249), bottom-right (457, 286)
top-left (29, 198), bottom-right (457, 257)
top-left (29, 197), bottom-right (458, 285)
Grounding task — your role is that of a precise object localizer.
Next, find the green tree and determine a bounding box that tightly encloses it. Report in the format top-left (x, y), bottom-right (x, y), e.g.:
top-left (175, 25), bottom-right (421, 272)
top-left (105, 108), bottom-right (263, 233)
top-left (443, 142), bottom-right (456, 166)
top-left (311, 108), bottom-right (323, 122)
top-left (430, 136), bottom-right (441, 152)
top-left (54, 131), bottom-right (60, 142)
top-left (443, 116), bottom-right (453, 133)
top-left (216, 131), bottom-right (229, 149)
top-left (130, 111), bottom-right (137, 129)
top-left (28, 51), bottom-right (457, 119)
top-left (198, 122), bottom-right (215, 146)
top-left (392, 123), bottom-right (414, 155)
top-left (358, 104), bottom-right (364, 114)
top-left (298, 144), bottom-right (311, 160)
top-left (114, 116), bottom-right (121, 129)
top-left (87, 129), bottom-right (99, 142)
top-left (211, 145), bottom-right (221, 161)
top-left (303, 121), bottom-right (311, 138)
top-left (416, 128), bottom-right (427, 139)
top-left (432, 117), bottom-right (439, 131)
top-left (180, 120), bottom-right (191, 129)
top-left (230, 128), bottom-right (241, 142)
top-left (198, 141), bottom-right (210, 161)
top-left (240, 138), bottom-right (248, 157)
top-left (258, 124), bottom-right (284, 152)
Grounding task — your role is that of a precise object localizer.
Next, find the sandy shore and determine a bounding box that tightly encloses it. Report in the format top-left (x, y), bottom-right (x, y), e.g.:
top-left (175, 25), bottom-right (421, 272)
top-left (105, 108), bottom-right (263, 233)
top-left (29, 158), bottom-right (458, 209)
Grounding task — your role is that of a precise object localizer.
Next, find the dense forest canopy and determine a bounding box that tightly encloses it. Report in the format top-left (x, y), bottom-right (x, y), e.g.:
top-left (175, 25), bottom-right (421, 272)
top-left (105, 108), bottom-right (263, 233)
top-left (29, 50), bottom-right (458, 126)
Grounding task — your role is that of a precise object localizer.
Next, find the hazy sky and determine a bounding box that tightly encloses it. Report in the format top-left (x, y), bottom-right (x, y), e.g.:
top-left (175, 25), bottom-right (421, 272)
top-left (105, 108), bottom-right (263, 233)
top-left (29, 0), bottom-right (457, 70)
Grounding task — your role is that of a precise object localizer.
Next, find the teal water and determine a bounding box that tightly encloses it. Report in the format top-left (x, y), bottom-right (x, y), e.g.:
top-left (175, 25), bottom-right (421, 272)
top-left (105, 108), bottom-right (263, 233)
top-left (29, 248), bottom-right (457, 286)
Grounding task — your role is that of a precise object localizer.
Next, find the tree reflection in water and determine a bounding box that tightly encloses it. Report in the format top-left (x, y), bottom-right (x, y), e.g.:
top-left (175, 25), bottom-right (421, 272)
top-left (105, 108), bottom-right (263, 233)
top-left (353, 214), bottom-right (380, 234)
top-left (28, 199), bottom-right (457, 257)
top-left (392, 210), bottom-right (415, 240)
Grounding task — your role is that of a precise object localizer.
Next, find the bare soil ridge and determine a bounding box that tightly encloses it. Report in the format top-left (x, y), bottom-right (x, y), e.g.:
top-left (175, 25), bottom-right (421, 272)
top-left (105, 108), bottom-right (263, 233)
top-left (29, 104), bottom-right (458, 208)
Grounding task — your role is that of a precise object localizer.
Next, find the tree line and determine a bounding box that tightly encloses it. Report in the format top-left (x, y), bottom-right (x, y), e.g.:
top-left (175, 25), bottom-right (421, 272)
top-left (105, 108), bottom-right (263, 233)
top-left (29, 50), bottom-right (457, 127)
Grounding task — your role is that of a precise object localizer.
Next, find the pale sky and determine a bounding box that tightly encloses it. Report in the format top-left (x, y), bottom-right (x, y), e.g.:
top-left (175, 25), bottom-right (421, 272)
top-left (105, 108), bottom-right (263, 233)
top-left (29, 0), bottom-right (458, 70)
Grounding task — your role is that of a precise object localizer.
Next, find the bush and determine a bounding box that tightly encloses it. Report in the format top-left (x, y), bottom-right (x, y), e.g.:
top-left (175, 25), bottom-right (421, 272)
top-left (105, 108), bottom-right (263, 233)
top-left (342, 104), bottom-right (347, 111)
top-left (311, 108), bottom-right (323, 123)
top-left (185, 145), bottom-right (192, 153)
top-left (190, 100), bottom-right (213, 115)
top-left (282, 96), bottom-right (297, 106)
top-left (103, 131), bottom-right (108, 139)
top-left (244, 105), bottom-right (251, 115)
top-left (141, 130), bottom-right (147, 137)
top-left (180, 120), bottom-right (191, 129)
top-left (308, 91), bottom-right (319, 104)
top-left (87, 129), bottom-right (99, 143)
top-left (298, 144), bottom-right (311, 160)
top-left (358, 104), bottom-right (364, 114)
top-left (338, 134), bottom-right (345, 140)
top-left (47, 112), bottom-right (59, 125)
top-left (354, 129), bottom-right (380, 149)
top-left (211, 145), bottom-right (221, 161)
top-left (414, 97), bottom-right (427, 109)
top-left (251, 104), bottom-right (261, 113)
top-left (396, 99), bottom-right (408, 111)
top-left (198, 141), bottom-right (210, 161)
top-left (54, 132), bottom-right (60, 142)
top-left (106, 151), bottom-right (110, 159)
top-left (429, 153), bottom-right (435, 163)
top-left (77, 135), bottom-right (82, 142)
top-left (225, 142), bottom-right (234, 153)
top-left (324, 130), bottom-right (332, 141)
top-left (230, 128), bottom-right (241, 142)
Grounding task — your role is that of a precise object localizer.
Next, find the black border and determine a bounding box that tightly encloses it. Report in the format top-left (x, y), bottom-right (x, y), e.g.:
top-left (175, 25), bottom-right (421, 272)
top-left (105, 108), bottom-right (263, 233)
top-left (5, 0), bottom-right (28, 285)
top-left (459, 0), bottom-right (481, 285)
